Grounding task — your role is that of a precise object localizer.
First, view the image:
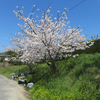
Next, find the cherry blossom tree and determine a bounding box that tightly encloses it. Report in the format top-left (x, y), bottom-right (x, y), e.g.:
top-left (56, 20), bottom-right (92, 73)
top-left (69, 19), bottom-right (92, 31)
top-left (4, 5), bottom-right (94, 74)
top-left (91, 34), bottom-right (100, 40)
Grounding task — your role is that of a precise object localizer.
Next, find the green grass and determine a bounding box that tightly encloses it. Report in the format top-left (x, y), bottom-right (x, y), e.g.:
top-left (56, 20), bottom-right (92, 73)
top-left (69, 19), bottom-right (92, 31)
top-left (1, 53), bottom-right (100, 99)
top-left (0, 64), bottom-right (28, 78)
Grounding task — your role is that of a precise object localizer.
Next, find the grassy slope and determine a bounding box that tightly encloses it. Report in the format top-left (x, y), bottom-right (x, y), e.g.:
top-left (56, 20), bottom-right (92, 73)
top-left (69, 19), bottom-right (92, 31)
top-left (28, 53), bottom-right (100, 100)
top-left (1, 53), bottom-right (100, 99)
top-left (0, 64), bottom-right (28, 78)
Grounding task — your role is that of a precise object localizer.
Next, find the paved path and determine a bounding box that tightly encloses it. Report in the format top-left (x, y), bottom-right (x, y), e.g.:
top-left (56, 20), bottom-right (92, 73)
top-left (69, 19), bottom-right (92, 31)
top-left (0, 75), bottom-right (29, 100)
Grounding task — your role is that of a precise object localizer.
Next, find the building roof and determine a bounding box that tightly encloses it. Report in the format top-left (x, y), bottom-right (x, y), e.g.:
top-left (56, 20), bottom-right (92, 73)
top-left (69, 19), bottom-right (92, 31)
top-left (0, 55), bottom-right (10, 57)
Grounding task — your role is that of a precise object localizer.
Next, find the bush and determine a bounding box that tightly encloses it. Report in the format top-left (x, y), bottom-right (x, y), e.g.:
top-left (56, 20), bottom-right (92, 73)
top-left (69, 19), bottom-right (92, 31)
top-left (0, 58), bottom-right (4, 62)
top-left (10, 59), bottom-right (23, 65)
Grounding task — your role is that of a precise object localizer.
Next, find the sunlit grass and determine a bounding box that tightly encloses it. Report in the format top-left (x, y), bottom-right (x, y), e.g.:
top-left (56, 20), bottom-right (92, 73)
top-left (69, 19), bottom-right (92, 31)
top-left (0, 64), bottom-right (27, 78)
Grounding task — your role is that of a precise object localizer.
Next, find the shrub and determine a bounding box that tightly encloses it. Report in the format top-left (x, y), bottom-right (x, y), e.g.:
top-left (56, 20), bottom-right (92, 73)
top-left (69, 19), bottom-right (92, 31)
top-left (0, 58), bottom-right (4, 62)
top-left (10, 59), bottom-right (23, 65)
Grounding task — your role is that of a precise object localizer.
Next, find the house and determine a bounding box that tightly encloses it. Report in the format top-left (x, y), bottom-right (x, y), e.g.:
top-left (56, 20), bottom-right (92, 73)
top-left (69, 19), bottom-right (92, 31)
top-left (0, 55), bottom-right (10, 61)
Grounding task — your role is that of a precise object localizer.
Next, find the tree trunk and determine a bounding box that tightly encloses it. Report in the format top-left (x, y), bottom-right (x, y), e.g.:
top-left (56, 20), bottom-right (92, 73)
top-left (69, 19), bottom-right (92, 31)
top-left (47, 61), bottom-right (57, 74)
top-left (28, 63), bottom-right (33, 71)
top-left (51, 62), bottom-right (57, 74)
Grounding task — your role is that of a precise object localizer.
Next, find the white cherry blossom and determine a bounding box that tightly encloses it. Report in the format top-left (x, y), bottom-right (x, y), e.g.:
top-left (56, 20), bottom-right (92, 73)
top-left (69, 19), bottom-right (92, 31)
top-left (4, 5), bottom-right (94, 73)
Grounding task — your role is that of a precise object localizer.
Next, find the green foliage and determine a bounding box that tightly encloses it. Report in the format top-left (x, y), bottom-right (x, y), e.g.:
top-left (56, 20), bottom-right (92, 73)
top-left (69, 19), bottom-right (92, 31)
top-left (68, 39), bottom-right (100, 57)
top-left (0, 51), bottom-right (22, 65)
top-left (84, 39), bottom-right (100, 54)
top-left (0, 65), bottom-right (27, 78)
top-left (9, 59), bottom-right (23, 65)
top-left (2, 44), bottom-right (100, 99)
top-left (0, 58), bottom-right (4, 62)
top-left (10, 53), bottom-right (17, 58)
top-left (28, 53), bottom-right (100, 100)
top-left (1, 51), bottom-right (16, 55)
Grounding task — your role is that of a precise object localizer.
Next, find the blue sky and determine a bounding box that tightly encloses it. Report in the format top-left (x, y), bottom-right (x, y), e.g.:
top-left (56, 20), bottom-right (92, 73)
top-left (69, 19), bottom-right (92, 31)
top-left (0, 0), bottom-right (100, 53)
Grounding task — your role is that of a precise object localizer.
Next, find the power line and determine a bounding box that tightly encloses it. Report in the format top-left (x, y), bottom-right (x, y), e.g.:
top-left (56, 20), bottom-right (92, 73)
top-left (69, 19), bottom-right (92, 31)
top-left (57, 0), bottom-right (86, 20)
top-left (69, 0), bottom-right (86, 12)
top-left (16, 0), bottom-right (86, 32)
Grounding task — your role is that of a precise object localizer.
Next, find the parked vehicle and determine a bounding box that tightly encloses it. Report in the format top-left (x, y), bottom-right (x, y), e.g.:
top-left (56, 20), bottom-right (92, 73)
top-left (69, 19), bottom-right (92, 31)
top-left (7, 60), bottom-right (10, 63)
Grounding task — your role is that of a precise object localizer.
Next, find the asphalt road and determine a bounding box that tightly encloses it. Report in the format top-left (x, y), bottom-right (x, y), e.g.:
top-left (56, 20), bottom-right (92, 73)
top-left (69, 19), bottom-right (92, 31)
top-left (0, 75), bottom-right (29, 100)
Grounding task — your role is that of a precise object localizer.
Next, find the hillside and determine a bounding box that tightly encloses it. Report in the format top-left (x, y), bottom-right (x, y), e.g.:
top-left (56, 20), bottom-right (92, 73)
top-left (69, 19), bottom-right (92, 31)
top-left (0, 51), bottom-right (15, 55)
top-left (1, 39), bottom-right (100, 99)
top-left (0, 53), bottom-right (100, 99)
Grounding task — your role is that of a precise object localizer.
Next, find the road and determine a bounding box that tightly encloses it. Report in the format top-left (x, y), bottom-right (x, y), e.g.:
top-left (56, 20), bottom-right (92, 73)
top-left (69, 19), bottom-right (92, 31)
top-left (0, 75), bottom-right (29, 100)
